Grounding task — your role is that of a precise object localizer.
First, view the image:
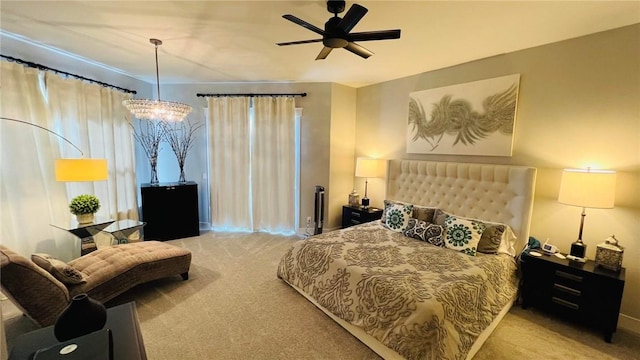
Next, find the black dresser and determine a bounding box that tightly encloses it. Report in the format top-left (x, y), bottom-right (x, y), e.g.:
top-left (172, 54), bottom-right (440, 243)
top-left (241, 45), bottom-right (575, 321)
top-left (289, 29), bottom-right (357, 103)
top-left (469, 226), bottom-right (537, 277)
top-left (140, 182), bottom-right (199, 241)
top-left (520, 252), bottom-right (625, 342)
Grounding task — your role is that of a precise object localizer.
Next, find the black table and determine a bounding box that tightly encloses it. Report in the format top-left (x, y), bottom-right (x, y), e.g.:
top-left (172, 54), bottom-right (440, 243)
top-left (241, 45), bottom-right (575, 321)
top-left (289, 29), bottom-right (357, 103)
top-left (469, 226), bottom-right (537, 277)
top-left (9, 302), bottom-right (147, 360)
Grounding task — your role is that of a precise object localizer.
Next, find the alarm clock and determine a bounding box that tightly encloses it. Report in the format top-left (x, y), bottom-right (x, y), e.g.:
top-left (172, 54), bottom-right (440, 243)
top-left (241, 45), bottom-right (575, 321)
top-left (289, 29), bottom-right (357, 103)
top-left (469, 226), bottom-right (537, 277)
top-left (541, 239), bottom-right (558, 254)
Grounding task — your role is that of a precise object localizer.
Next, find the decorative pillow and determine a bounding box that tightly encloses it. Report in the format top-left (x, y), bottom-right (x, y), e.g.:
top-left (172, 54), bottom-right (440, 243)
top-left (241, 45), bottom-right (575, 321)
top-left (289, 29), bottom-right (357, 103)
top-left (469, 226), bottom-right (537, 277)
top-left (443, 215), bottom-right (486, 256)
top-left (403, 219), bottom-right (445, 247)
top-left (433, 209), bottom-right (516, 255)
top-left (412, 204), bottom-right (437, 223)
top-left (31, 253), bottom-right (87, 285)
top-left (382, 200), bottom-right (436, 222)
top-left (383, 202), bottom-right (414, 232)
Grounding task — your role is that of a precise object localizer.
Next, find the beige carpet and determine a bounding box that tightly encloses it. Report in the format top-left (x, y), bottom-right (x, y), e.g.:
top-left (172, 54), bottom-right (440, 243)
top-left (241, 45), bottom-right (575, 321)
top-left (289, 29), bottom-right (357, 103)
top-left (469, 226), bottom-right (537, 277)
top-left (3, 231), bottom-right (640, 359)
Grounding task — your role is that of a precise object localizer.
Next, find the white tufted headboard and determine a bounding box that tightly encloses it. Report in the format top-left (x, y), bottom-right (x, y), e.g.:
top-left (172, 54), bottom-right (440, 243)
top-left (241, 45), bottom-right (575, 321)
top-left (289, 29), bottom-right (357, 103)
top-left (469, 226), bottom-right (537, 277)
top-left (386, 160), bottom-right (537, 253)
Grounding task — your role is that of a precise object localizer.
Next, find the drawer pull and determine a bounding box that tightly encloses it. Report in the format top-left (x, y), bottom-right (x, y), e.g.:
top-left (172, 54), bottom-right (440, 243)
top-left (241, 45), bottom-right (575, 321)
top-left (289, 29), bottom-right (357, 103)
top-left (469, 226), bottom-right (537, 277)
top-left (555, 270), bottom-right (583, 283)
top-left (351, 212), bottom-right (361, 218)
top-left (350, 220), bottom-right (361, 225)
top-left (552, 296), bottom-right (579, 310)
top-left (553, 283), bottom-right (581, 296)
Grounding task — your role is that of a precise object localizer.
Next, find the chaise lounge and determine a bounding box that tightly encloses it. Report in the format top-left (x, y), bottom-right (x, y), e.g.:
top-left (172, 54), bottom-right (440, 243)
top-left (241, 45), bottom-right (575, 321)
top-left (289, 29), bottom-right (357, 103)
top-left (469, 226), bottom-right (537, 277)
top-left (0, 241), bottom-right (192, 327)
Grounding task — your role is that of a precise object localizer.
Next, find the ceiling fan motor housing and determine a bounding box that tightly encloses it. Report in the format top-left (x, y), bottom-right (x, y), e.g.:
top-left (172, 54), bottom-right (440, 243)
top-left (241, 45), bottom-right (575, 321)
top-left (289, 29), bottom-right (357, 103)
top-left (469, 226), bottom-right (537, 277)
top-left (327, 1), bottom-right (346, 14)
top-left (324, 17), bottom-right (348, 48)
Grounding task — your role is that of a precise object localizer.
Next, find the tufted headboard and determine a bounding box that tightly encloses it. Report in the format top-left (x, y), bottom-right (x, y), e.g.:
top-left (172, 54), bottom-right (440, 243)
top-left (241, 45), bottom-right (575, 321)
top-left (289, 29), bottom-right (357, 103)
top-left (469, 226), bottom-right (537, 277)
top-left (386, 160), bottom-right (537, 253)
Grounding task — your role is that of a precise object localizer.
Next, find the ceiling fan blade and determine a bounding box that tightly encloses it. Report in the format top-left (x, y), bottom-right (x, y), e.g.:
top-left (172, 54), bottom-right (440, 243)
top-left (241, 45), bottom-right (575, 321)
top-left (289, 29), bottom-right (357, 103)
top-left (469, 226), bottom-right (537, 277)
top-left (344, 42), bottom-right (373, 59)
top-left (338, 4), bottom-right (368, 33)
top-left (349, 29), bottom-right (401, 42)
top-left (315, 47), bottom-right (333, 60)
top-left (277, 39), bottom-right (323, 46)
top-left (282, 14), bottom-right (325, 36)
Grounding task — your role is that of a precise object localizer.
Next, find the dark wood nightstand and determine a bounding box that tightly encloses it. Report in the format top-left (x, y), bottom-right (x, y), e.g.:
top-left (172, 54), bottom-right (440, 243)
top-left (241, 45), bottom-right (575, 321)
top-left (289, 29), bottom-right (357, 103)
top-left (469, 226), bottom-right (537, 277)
top-left (341, 205), bottom-right (383, 228)
top-left (520, 252), bottom-right (625, 342)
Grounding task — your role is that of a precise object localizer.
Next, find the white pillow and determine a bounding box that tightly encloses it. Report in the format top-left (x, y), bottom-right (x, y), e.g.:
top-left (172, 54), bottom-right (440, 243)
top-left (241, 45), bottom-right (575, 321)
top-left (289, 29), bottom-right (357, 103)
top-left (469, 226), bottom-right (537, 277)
top-left (383, 202), bottom-right (414, 232)
top-left (443, 214), bottom-right (486, 256)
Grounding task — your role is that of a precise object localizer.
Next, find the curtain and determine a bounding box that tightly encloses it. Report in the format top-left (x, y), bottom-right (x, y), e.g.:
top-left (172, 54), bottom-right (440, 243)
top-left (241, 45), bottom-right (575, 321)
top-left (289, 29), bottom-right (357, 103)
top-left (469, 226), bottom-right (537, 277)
top-left (206, 97), bottom-right (296, 234)
top-left (252, 97), bottom-right (296, 233)
top-left (207, 97), bottom-right (252, 230)
top-left (45, 74), bottom-right (138, 221)
top-left (0, 61), bottom-right (69, 257)
top-left (0, 61), bottom-right (138, 259)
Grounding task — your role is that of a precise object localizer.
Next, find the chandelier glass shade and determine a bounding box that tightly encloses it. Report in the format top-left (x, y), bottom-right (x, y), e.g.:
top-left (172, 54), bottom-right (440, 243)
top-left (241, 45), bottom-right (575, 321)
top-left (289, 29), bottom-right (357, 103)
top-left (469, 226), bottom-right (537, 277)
top-left (123, 38), bottom-right (192, 122)
top-left (123, 99), bottom-right (192, 122)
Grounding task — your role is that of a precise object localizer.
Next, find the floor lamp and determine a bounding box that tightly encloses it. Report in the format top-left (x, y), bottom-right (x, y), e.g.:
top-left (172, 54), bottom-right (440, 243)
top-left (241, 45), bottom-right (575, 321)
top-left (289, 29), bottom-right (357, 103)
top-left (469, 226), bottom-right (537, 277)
top-left (558, 168), bottom-right (616, 262)
top-left (2, 117), bottom-right (108, 181)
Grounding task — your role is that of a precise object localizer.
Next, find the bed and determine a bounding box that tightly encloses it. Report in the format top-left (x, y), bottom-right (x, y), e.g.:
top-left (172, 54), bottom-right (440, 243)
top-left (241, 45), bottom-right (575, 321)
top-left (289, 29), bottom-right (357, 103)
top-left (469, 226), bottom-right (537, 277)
top-left (277, 160), bottom-right (536, 359)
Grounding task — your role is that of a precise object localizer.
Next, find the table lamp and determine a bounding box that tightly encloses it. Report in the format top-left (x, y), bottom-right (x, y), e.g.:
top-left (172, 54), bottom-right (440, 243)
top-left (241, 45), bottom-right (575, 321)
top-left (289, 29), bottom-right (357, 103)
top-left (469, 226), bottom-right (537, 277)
top-left (355, 158), bottom-right (379, 209)
top-left (558, 168), bottom-right (616, 261)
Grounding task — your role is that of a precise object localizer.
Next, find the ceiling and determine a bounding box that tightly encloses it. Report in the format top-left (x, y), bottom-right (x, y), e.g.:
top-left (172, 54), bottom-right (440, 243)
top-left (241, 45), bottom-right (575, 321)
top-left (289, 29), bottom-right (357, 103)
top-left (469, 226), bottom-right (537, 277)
top-left (1, 1), bottom-right (639, 88)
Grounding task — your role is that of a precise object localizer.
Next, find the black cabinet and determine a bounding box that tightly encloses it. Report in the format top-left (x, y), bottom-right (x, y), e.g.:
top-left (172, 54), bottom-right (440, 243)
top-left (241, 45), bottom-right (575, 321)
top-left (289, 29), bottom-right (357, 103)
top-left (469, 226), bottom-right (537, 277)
top-left (341, 205), bottom-right (383, 228)
top-left (141, 182), bottom-right (199, 241)
top-left (520, 253), bottom-right (625, 342)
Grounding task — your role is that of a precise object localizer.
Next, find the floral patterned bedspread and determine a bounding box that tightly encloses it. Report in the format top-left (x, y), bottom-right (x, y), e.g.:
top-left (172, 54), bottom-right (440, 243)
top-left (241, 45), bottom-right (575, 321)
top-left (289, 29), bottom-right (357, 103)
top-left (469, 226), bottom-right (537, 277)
top-left (277, 221), bottom-right (518, 360)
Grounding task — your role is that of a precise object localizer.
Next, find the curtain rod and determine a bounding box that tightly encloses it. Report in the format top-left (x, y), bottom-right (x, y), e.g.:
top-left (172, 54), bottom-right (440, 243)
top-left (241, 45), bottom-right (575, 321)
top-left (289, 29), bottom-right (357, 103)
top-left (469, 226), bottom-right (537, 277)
top-left (1, 54), bottom-right (137, 94)
top-left (196, 92), bottom-right (307, 98)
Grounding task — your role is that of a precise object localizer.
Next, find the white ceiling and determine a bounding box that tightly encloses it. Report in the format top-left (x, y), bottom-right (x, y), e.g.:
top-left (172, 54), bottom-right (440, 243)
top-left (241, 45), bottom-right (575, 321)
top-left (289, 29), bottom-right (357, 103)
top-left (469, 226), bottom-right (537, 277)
top-left (1, 1), bottom-right (639, 88)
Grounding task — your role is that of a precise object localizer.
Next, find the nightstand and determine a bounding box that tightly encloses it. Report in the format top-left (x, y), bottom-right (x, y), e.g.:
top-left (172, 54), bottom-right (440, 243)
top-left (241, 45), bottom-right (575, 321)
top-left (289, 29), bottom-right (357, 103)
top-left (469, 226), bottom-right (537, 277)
top-left (520, 252), bottom-right (625, 342)
top-left (341, 205), bottom-right (383, 228)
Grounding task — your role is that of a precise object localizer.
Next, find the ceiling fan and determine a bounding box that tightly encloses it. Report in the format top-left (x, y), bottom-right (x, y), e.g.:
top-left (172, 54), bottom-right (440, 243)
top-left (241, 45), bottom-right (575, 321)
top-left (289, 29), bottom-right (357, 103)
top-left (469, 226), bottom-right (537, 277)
top-left (277, 0), bottom-right (401, 60)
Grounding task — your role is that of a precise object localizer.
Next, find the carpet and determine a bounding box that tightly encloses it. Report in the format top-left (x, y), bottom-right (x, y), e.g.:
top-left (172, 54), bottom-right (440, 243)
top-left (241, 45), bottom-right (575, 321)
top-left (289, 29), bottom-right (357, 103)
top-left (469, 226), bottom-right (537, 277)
top-left (3, 231), bottom-right (639, 359)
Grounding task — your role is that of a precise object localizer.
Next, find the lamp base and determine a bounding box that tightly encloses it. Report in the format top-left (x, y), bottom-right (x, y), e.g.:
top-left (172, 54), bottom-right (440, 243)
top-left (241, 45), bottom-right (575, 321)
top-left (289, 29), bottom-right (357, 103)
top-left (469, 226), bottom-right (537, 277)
top-left (361, 197), bottom-right (370, 209)
top-left (570, 240), bottom-right (587, 259)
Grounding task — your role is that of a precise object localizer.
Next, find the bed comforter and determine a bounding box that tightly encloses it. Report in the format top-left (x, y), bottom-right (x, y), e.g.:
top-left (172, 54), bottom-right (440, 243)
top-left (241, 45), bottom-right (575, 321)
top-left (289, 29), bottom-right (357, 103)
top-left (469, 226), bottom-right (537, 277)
top-left (277, 221), bottom-right (519, 360)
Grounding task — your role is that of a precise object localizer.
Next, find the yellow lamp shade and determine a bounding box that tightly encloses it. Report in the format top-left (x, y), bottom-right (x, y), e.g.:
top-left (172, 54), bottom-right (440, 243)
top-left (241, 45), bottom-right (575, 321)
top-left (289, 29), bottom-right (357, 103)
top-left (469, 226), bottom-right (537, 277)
top-left (558, 168), bottom-right (616, 209)
top-left (55, 159), bottom-right (108, 182)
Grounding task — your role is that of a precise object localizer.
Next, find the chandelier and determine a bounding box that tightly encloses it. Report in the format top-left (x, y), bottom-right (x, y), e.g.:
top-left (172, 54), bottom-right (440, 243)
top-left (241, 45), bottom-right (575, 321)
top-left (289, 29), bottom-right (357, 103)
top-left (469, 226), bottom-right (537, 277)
top-left (123, 38), bottom-right (192, 122)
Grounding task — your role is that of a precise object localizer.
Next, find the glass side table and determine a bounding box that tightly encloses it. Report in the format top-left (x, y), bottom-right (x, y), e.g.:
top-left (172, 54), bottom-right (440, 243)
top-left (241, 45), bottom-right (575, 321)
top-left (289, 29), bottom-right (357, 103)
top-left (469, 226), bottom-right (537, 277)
top-left (101, 220), bottom-right (146, 245)
top-left (50, 217), bottom-right (115, 256)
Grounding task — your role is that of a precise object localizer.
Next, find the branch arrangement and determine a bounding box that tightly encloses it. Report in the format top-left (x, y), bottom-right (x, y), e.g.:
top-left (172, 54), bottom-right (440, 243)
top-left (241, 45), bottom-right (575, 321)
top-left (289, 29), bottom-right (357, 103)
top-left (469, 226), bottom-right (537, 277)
top-left (128, 117), bottom-right (203, 183)
top-left (162, 120), bottom-right (204, 173)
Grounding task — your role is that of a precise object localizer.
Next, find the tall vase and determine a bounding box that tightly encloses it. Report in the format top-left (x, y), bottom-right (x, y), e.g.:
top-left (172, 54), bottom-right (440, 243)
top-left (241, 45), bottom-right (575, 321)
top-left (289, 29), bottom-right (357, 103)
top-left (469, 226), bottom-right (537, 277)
top-left (54, 294), bottom-right (107, 341)
top-left (149, 157), bottom-right (159, 185)
top-left (178, 166), bottom-right (186, 183)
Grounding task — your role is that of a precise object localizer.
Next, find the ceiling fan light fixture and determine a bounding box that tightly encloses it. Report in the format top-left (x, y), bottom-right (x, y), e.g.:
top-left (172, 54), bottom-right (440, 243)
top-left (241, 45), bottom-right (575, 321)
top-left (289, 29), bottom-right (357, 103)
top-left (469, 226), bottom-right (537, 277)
top-left (123, 38), bottom-right (192, 122)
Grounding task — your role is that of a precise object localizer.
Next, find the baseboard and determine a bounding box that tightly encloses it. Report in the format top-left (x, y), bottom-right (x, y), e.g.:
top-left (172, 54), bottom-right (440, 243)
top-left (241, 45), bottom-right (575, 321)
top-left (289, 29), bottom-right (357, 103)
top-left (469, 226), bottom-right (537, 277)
top-left (619, 313), bottom-right (640, 335)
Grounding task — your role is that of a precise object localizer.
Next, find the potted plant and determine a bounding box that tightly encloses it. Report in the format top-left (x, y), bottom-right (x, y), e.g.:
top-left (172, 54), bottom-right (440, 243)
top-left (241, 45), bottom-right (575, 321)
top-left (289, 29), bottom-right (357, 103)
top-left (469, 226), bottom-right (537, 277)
top-left (69, 194), bottom-right (101, 224)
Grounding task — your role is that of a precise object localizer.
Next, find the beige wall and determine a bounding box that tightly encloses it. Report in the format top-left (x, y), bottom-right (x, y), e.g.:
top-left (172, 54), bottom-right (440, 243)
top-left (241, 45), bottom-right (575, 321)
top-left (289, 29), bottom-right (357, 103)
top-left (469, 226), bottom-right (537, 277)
top-left (355, 25), bottom-right (640, 324)
top-left (328, 84), bottom-right (357, 229)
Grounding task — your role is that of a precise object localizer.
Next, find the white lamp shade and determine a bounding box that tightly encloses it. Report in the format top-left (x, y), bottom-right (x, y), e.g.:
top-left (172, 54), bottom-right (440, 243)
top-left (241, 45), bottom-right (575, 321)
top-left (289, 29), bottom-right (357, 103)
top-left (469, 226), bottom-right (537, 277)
top-left (558, 168), bottom-right (616, 209)
top-left (55, 158), bottom-right (108, 181)
top-left (355, 158), bottom-right (379, 178)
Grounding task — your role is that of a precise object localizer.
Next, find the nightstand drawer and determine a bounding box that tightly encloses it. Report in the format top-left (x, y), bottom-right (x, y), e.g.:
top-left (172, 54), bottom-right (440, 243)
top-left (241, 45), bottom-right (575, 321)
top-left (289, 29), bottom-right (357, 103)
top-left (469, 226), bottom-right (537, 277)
top-left (553, 283), bottom-right (582, 297)
top-left (551, 296), bottom-right (580, 311)
top-left (555, 269), bottom-right (584, 283)
top-left (341, 205), bottom-right (383, 228)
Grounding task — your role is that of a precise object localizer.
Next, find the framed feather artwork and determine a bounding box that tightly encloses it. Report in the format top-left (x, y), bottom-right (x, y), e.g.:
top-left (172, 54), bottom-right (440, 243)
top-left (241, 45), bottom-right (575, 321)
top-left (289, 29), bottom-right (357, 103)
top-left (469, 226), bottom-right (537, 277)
top-left (407, 74), bottom-right (520, 156)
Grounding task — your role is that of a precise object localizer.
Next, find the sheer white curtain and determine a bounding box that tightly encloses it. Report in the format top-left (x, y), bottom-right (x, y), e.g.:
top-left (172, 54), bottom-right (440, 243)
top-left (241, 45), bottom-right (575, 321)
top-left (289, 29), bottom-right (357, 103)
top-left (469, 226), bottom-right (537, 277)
top-left (252, 97), bottom-right (296, 233)
top-left (0, 61), bottom-right (138, 259)
top-left (206, 96), bottom-right (296, 234)
top-left (207, 97), bottom-right (252, 230)
top-left (45, 74), bottom-right (138, 221)
top-left (0, 61), bottom-right (69, 257)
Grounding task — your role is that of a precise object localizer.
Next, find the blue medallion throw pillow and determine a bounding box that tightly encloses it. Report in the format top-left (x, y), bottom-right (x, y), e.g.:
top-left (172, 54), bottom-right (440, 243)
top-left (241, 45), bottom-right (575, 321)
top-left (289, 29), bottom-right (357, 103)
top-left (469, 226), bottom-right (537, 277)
top-left (443, 215), bottom-right (486, 256)
top-left (383, 202), bottom-right (413, 232)
top-left (403, 219), bottom-right (445, 247)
